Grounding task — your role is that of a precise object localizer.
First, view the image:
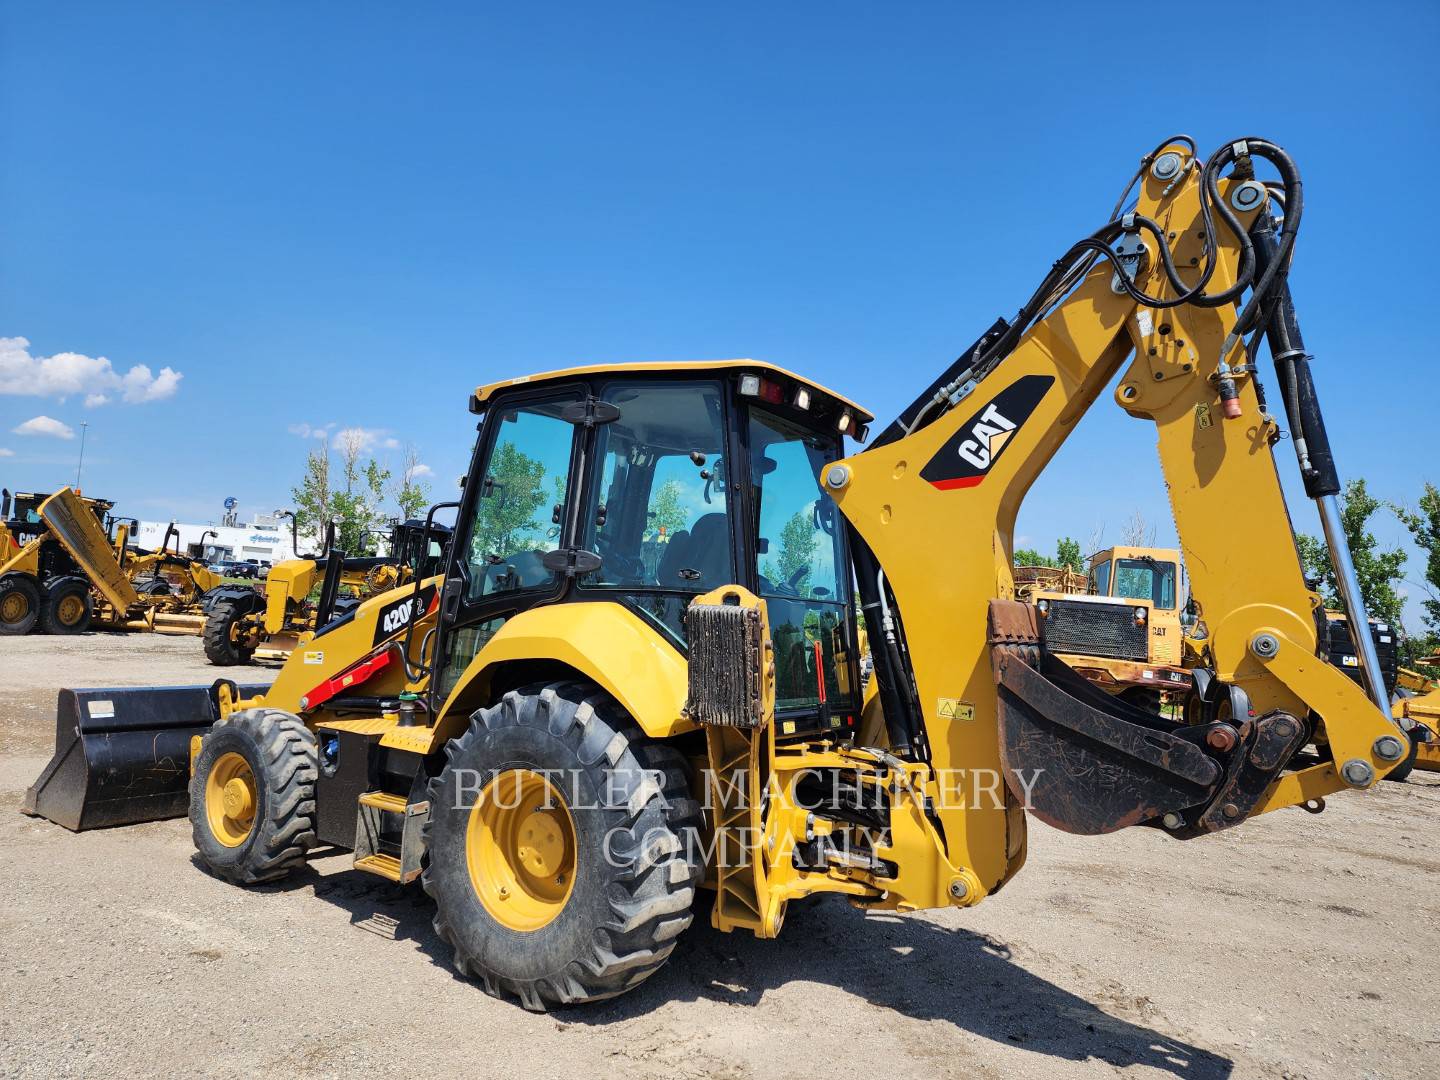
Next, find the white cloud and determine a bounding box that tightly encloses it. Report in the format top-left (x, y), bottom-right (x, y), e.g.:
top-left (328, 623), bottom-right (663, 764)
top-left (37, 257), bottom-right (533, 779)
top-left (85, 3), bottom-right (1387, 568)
top-left (288, 421), bottom-right (334, 440)
top-left (334, 426), bottom-right (399, 454)
top-left (0, 337), bottom-right (182, 405)
top-left (411, 463), bottom-right (433, 477)
top-left (0, 447), bottom-right (14, 457)
top-left (13, 415), bottom-right (75, 439)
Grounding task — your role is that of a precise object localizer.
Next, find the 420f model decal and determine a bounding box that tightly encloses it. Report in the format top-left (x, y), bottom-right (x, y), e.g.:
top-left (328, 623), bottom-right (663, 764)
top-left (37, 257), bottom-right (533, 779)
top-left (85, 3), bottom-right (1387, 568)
top-left (371, 583), bottom-right (438, 647)
top-left (920, 374), bottom-right (1053, 491)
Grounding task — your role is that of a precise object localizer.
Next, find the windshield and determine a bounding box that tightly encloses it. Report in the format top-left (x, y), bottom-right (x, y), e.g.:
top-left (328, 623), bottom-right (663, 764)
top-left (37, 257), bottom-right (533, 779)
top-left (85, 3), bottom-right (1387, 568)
top-left (747, 406), bottom-right (852, 712)
top-left (1113, 558), bottom-right (1177, 609)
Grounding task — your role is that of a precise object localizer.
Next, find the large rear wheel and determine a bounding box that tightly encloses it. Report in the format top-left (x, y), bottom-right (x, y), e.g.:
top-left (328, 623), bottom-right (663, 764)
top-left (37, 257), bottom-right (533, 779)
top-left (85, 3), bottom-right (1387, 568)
top-left (0, 573), bottom-right (40, 635)
top-left (423, 683), bottom-right (702, 1011)
top-left (189, 708), bottom-right (318, 884)
top-left (39, 577), bottom-right (92, 635)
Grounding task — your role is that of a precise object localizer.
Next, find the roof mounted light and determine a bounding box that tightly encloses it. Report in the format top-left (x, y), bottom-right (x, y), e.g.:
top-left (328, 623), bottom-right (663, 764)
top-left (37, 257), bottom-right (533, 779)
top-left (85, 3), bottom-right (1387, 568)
top-left (794, 387), bottom-right (812, 410)
top-left (738, 374), bottom-right (761, 397)
top-left (837, 411), bottom-right (852, 434)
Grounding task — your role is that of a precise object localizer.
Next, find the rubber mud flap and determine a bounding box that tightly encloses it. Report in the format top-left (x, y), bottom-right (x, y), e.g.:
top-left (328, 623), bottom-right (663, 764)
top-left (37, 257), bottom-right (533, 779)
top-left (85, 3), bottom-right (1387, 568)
top-left (21, 683), bottom-right (268, 831)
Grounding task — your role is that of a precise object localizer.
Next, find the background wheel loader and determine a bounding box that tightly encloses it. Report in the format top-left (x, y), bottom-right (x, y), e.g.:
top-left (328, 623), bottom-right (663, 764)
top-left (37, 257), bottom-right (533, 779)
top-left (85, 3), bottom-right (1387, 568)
top-left (1021, 545), bottom-right (1191, 712)
top-left (23, 135), bottom-right (1414, 1012)
top-left (202, 517), bottom-right (451, 665)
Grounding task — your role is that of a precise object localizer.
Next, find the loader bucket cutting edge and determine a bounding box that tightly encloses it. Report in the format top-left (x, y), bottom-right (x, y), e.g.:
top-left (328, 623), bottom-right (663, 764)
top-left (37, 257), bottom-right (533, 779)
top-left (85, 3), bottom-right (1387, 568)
top-left (21, 683), bottom-right (269, 831)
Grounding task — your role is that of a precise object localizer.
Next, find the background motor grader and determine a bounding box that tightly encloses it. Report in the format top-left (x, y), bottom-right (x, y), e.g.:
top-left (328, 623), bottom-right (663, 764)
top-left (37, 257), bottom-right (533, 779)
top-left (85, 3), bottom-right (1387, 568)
top-left (24, 136), bottom-right (1411, 1012)
top-left (202, 517), bottom-right (451, 664)
top-left (0, 487), bottom-right (120, 635)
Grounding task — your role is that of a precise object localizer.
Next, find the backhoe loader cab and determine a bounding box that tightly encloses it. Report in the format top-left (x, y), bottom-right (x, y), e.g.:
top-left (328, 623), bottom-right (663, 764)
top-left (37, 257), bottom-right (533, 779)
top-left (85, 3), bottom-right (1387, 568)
top-left (435, 362), bottom-right (868, 734)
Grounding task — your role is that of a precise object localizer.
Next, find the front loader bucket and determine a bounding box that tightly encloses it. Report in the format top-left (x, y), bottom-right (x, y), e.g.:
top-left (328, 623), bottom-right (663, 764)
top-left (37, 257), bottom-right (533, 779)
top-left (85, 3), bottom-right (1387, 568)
top-left (21, 683), bottom-right (268, 830)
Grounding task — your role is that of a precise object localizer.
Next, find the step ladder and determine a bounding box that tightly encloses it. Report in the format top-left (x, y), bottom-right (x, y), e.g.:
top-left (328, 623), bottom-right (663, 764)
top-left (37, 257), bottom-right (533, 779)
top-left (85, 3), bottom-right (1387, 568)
top-left (353, 790), bottom-right (429, 883)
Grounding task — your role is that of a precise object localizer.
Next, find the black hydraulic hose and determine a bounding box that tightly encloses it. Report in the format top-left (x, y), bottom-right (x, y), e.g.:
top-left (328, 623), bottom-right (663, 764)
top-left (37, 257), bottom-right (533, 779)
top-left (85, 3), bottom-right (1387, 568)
top-left (847, 526), bottom-right (917, 756)
top-left (1251, 210), bottom-right (1338, 497)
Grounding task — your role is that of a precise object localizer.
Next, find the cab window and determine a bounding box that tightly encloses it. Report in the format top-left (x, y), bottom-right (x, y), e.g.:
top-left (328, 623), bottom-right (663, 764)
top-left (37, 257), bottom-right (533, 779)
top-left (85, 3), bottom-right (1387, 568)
top-left (464, 400), bottom-right (576, 601)
top-left (747, 407), bottom-right (851, 712)
top-left (1113, 558), bottom-right (1177, 610)
top-left (579, 381), bottom-right (733, 640)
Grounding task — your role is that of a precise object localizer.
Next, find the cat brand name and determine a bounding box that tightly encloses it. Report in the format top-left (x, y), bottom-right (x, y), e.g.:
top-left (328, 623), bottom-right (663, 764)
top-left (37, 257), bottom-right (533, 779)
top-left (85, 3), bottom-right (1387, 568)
top-left (919, 374), bottom-right (1054, 491)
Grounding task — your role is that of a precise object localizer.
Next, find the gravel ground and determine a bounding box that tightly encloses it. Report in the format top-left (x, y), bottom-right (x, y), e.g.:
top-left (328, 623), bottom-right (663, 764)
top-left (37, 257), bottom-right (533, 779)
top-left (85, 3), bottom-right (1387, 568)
top-left (2, 633), bottom-right (1437, 1079)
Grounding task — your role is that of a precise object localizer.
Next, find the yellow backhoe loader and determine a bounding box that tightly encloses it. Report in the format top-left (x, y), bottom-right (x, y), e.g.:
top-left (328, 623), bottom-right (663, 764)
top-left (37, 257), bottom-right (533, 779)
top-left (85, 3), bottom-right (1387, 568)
top-left (24, 136), bottom-right (1411, 1011)
top-left (201, 518), bottom-right (451, 664)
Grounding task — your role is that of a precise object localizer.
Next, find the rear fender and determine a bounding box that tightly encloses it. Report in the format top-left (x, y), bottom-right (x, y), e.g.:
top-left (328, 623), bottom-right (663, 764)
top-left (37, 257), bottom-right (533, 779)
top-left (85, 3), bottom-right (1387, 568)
top-left (430, 601), bottom-right (692, 750)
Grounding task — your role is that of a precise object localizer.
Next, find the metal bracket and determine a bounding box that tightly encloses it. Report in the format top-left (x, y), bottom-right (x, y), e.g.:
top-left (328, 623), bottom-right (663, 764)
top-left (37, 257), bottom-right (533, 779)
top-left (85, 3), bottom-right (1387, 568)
top-left (560, 397), bottom-right (621, 428)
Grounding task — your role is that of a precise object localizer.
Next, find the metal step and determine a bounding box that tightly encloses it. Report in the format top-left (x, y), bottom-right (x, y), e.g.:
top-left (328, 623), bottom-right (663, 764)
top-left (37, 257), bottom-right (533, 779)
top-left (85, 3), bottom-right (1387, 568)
top-left (353, 790), bottom-right (428, 884)
top-left (354, 852), bottom-right (403, 881)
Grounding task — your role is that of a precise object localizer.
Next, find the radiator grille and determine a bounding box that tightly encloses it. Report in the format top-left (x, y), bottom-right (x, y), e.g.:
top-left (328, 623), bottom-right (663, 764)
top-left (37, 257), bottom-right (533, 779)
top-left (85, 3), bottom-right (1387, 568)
top-left (685, 602), bottom-right (766, 729)
top-left (1044, 600), bottom-right (1147, 662)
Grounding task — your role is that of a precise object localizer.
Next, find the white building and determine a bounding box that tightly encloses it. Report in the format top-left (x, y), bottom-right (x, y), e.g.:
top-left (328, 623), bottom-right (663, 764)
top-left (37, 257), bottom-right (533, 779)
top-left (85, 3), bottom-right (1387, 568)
top-left (133, 513), bottom-right (298, 565)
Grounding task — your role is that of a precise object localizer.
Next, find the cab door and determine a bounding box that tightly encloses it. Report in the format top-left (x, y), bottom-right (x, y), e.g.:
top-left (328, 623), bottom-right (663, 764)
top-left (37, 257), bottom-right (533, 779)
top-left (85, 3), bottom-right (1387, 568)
top-left (430, 389), bottom-right (583, 708)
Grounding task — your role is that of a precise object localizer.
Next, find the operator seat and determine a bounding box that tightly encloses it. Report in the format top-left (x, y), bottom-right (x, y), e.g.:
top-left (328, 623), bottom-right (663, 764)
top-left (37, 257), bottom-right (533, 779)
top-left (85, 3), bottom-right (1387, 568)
top-left (655, 513), bottom-right (730, 588)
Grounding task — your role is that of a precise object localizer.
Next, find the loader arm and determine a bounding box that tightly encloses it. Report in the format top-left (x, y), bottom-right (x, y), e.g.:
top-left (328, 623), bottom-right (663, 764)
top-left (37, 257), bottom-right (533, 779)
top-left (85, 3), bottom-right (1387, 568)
top-left (828, 139), bottom-right (1405, 882)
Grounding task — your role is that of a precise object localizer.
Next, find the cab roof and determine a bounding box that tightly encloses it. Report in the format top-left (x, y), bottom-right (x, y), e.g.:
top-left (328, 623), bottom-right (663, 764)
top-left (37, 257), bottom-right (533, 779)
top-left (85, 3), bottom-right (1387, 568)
top-left (471, 359), bottom-right (873, 424)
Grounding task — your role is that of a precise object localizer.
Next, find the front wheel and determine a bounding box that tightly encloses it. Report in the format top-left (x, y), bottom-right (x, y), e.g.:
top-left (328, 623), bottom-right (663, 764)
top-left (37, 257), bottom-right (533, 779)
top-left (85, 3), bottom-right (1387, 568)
top-left (204, 599), bottom-right (258, 665)
top-left (189, 708), bottom-right (318, 884)
top-left (423, 683), bottom-right (702, 1011)
top-left (0, 573), bottom-right (41, 635)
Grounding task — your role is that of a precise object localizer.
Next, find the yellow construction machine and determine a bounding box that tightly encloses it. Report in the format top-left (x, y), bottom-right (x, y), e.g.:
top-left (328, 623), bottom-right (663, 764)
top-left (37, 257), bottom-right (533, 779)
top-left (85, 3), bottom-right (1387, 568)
top-left (1, 487), bottom-right (130, 635)
top-left (201, 518), bottom-right (451, 664)
top-left (24, 136), bottom-right (1413, 1011)
top-left (1390, 660), bottom-right (1439, 781)
top-left (1026, 545), bottom-right (1190, 710)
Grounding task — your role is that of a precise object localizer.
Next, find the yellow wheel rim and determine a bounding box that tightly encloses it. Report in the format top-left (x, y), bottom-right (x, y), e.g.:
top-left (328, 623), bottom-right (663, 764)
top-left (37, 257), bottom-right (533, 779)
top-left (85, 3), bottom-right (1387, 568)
top-left (56, 593), bottom-right (85, 626)
top-left (466, 769), bottom-right (576, 931)
top-left (205, 751), bottom-right (257, 847)
top-left (1, 591), bottom-right (29, 623)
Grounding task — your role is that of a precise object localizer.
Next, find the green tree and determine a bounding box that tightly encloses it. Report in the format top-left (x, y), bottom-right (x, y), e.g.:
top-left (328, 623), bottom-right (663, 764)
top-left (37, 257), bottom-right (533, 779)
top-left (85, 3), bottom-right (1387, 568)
top-left (469, 441), bottom-right (547, 561)
top-left (1297, 478), bottom-right (1406, 631)
top-left (762, 508), bottom-right (818, 593)
top-left (1013, 548), bottom-right (1055, 568)
top-left (1395, 481), bottom-right (1440, 667)
top-left (394, 443), bottom-right (431, 521)
top-left (330, 458), bottom-right (391, 555)
top-left (291, 445), bottom-right (331, 552)
top-left (1056, 536), bottom-right (1082, 571)
top-left (648, 479), bottom-right (688, 538)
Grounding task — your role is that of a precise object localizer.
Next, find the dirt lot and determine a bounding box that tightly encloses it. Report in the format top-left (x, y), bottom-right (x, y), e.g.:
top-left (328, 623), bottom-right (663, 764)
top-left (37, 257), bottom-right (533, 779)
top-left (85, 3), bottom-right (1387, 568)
top-left (2, 633), bottom-right (1437, 1079)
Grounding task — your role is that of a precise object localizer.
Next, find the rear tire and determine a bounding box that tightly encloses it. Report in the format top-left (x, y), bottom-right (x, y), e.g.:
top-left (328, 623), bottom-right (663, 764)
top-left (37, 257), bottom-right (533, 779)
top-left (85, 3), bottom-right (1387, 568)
top-left (204, 599), bottom-right (257, 666)
top-left (138, 578), bottom-right (172, 596)
top-left (423, 682), bottom-right (702, 1011)
top-left (189, 708), bottom-right (318, 884)
top-left (0, 573), bottom-right (41, 635)
top-left (39, 577), bottom-right (92, 635)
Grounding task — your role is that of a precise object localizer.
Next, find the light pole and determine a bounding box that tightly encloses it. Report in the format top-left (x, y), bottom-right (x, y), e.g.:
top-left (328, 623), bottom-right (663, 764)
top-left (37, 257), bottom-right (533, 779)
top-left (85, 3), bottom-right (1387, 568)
top-left (74, 422), bottom-right (89, 490)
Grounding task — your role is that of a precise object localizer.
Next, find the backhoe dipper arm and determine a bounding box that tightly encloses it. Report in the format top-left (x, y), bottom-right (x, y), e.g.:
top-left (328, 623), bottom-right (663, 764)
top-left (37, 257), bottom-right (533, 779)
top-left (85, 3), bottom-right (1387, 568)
top-left (827, 138), bottom-right (1406, 894)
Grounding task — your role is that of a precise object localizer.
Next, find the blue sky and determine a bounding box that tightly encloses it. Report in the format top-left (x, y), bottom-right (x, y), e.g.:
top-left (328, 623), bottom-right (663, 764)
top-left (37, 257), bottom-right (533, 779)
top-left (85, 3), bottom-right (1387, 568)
top-left (2, 4), bottom-right (1436, 631)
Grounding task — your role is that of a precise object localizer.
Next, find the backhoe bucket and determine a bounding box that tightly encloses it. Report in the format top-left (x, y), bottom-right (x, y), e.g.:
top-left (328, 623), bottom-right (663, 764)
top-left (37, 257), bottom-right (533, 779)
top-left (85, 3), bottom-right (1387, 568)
top-left (988, 600), bottom-right (1304, 838)
top-left (21, 683), bottom-right (268, 831)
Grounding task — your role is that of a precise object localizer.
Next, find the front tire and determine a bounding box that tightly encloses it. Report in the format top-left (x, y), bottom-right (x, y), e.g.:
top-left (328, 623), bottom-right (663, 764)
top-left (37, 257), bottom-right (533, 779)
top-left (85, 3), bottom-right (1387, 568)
top-left (0, 573), bottom-right (41, 635)
top-left (204, 599), bottom-right (257, 665)
top-left (189, 708), bottom-right (318, 884)
top-left (423, 683), bottom-right (702, 1011)
top-left (39, 577), bottom-right (92, 635)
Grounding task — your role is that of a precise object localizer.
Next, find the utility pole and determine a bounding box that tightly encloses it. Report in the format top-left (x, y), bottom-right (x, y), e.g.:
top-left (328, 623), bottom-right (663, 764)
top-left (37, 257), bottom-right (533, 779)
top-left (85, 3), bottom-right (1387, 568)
top-left (74, 422), bottom-right (89, 490)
